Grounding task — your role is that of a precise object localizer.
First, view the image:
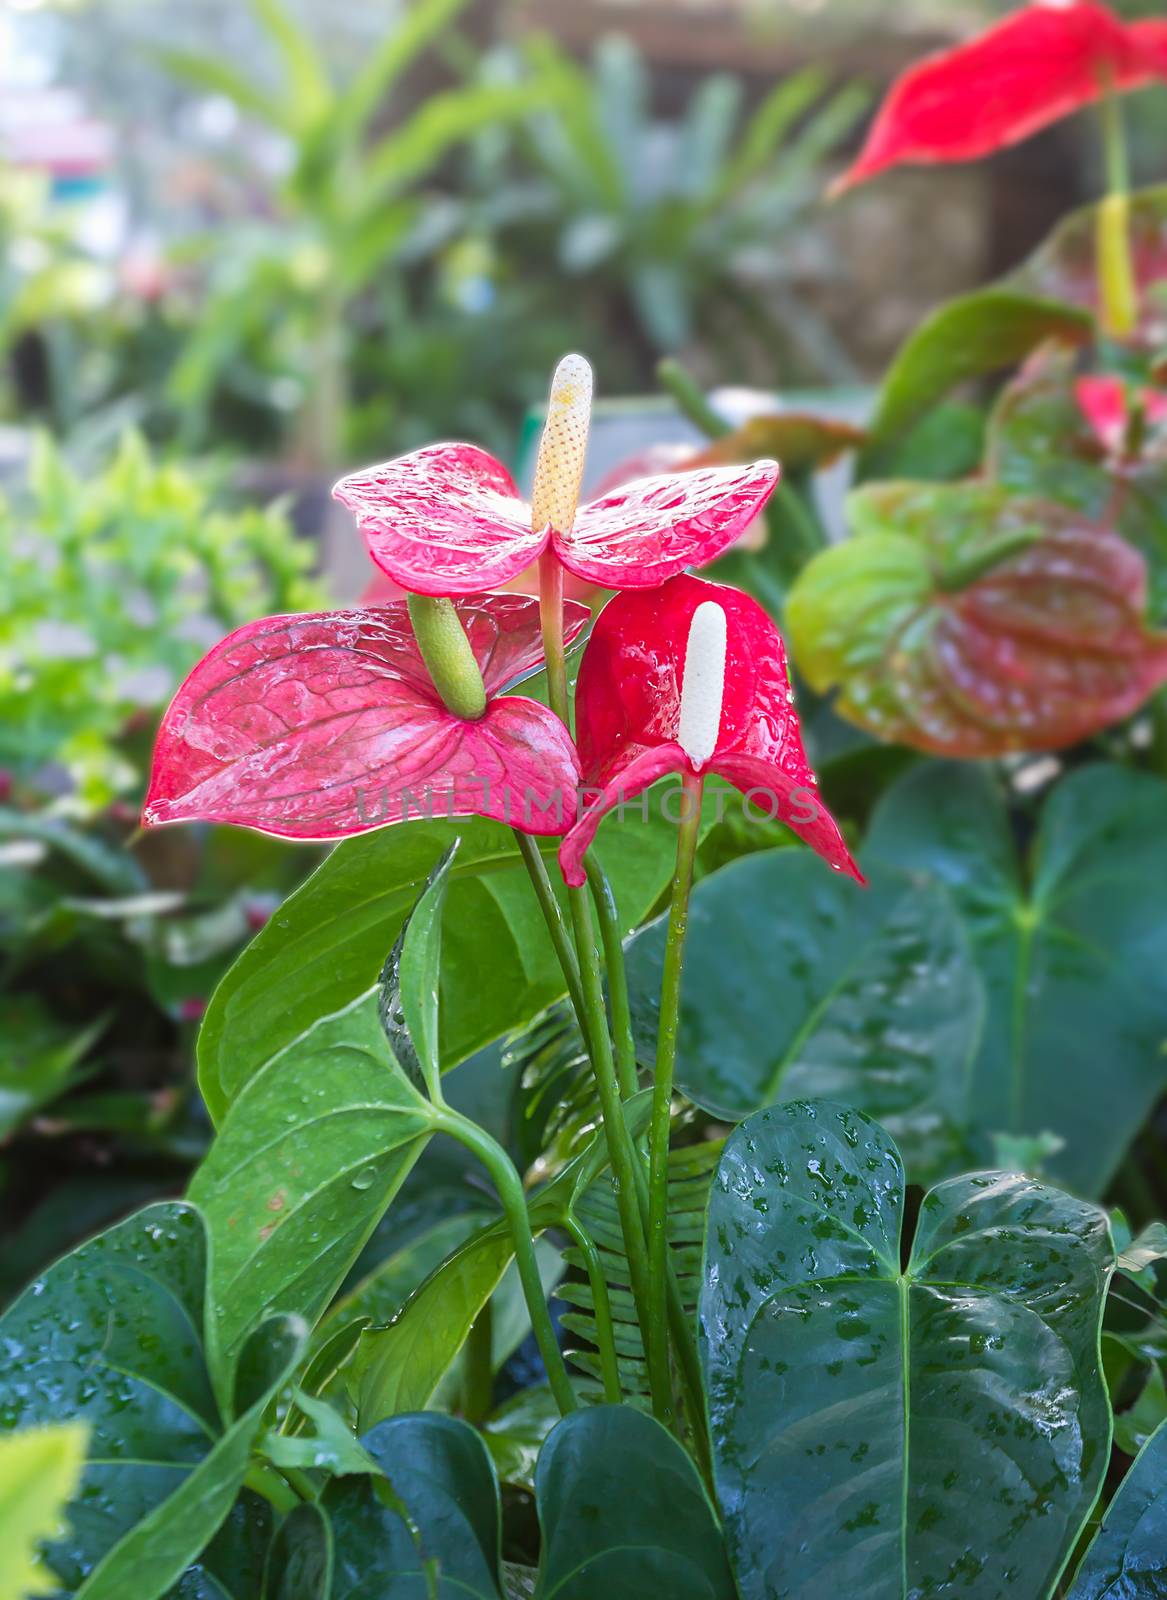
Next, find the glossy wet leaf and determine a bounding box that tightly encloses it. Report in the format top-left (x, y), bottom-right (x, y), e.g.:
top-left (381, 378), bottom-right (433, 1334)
top-left (1066, 1420), bottom-right (1167, 1599)
top-left (0, 1202), bottom-right (304, 1600)
top-left (701, 1101), bottom-right (1113, 1600)
top-left (263, 1503), bottom-right (332, 1600)
top-left (867, 288), bottom-right (1090, 448)
top-left (199, 806), bottom-right (695, 1123)
top-left (0, 1424), bottom-right (88, 1599)
top-left (786, 479), bottom-right (1167, 755)
top-left (189, 996), bottom-right (436, 1394)
top-left (378, 841), bottom-right (459, 1098)
top-left (325, 1414), bottom-right (502, 1599)
top-left (987, 346), bottom-right (1167, 623)
top-left (534, 1406), bottom-right (734, 1599)
top-left (1012, 183), bottom-right (1167, 350)
top-left (867, 760), bottom-right (1167, 1195)
top-left (624, 851), bottom-right (982, 1182)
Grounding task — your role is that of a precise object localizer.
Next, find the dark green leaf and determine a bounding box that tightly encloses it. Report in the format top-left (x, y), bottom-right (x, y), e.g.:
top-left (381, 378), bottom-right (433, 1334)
top-left (701, 1101), bottom-right (1112, 1600)
top-left (189, 997), bottom-right (437, 1394)
top-left (263, 1503), bottom-right (332, 1600)
top-left (199, 807), bottom-right (688, 1122)
top-left (625, 852), bottom-right (982, 1182)
top-left (1067, 1420), bottom-right (1167, 1599)
top-left (325, 1414), bottom-right (502, 1599)
top-left (534, 1406), bottom-right (734, 1598)
top-left (867, 761), bottom-right (1167, 1195)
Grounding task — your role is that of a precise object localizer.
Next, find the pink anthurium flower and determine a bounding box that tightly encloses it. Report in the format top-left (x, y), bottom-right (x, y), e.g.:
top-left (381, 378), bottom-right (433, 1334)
top-left (557, 573), bottom-right (863, 887)
top-left (1075, 373), bottom-right (1167, 456)
top-left (142, 593), bottom-right (589, 841)
top-left (333, 423), bottom-right (779, 597)
top-left (832, 1), bottom-right (1167, 194)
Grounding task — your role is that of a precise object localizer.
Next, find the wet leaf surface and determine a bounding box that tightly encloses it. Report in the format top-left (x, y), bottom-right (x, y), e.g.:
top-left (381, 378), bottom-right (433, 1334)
top-left (1066, 1420), bottom-right (1167, 1599)
top-left (624, 851), bottom-right (982, 1183)
top-left (534, 1406), bottom-right (735, 1599)
top-left (786, 479), bottom-right (1167, 756)
top-left (866, 761), bottom-right (1167, 1196)
top-left (701, 1101), bottom-right (1113, 1600)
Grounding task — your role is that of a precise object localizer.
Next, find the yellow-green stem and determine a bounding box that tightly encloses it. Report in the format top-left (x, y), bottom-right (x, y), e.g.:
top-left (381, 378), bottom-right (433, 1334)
top-left (562, 1212), bottom-right (623, 1404)
top-left (433, 1105), bottom-right (576, 1417)
top-left (538, 551), bottom-right (569, 727)
top-left (1097, 79), bottom-right (1137, 338)
top-left (586, 853), bottom-right (639, 1099)
top-left (646, 768), bottom-right (703, 1424)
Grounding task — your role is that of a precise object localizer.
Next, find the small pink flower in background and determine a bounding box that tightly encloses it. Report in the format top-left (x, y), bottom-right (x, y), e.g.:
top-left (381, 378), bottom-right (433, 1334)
top-left (832, 1), bottom-right (1167, 194)
top-left (1075, 374), bottom-right (1167, 456)
top-left (143, 594), bottom-right (588, 841)
top-left (558, 573), bottom-right (862, 887)
top-left (333, 442), bottom-right (778, 597)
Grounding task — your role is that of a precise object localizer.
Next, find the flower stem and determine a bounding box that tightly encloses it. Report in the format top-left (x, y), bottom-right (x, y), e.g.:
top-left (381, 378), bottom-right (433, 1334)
top-left (586, 853), bottom-right (638, 1099)
top-left (406, 595), bottom-right (487, 720)
top-left (513, 829), bottom-right (585, 1023)
top-left (538, 551), bottom-right (569, 727)
top-left (646, 768), bottom-right (703, 1426)
top-left (562, 1211), bottom-right (623, 1404)
top-left (433, 1104), bottom-right (576, 1417)
top-left (1097, 78), bottom-right (1137, 339)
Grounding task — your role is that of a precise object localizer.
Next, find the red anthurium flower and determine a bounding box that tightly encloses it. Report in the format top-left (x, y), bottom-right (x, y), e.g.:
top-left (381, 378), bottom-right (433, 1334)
top-left (833, 2), bottom-right (1167, 194)
top-left (332, 442), bottom-right (778, 597)
top-left (557, 574), bottom-right (863, 888)
top-left (143, 593), bottom-right (588, 841)
top-left (1075, 373), bottom-right (1167, 456)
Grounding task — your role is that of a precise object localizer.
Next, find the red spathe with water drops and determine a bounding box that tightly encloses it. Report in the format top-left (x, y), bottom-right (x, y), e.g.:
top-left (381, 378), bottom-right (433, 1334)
top-left (557, 574), bottom-right (863, 887)
top-left (142, 593), bottom-right (589, 840)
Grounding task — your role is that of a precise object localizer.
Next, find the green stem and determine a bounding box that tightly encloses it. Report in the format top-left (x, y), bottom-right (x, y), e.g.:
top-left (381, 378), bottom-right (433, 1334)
top-left (406, 595), bottom-right (487, 721)
top-left (562, 1211), bottom-right (623, 1404)
top-left (433, 1105), bottom-right (577, 1417)
top-left (936, 527), bottom-right (1041, 592)
top-left (1097, 78), bottom-right (1137, 339)
top-left (566, 884), bottom-right (673, 1420)
top-left (646, 769), bottom-right (703, 1424)
top-left (538, 551), bottom-right (570, 727)
top-left (657, 356), bottom-right (728, 440)
top-left (244, 1462), bottom-right (301, 1514)
top-left (1100, 78), bottom-right (1131, 198)
top-left (513, 829), bottom-right (585, 1023)
top-left (586, 854), bottom-right (639, 1099)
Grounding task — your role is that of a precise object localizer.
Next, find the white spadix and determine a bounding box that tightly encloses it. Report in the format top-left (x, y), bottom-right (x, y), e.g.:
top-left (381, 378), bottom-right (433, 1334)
top-left (530, 353), bottom-right (593, 535)
top-left (677, 601), bottom-right (727, 771)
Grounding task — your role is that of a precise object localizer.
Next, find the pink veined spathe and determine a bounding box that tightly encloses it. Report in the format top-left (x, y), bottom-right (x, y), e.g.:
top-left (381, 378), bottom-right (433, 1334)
top-left (142, 593), bottom-right (589, 841)
top-left (332, 442), bottom-right (779, 597)
top-left (556, 573), bottom-right (863, 887)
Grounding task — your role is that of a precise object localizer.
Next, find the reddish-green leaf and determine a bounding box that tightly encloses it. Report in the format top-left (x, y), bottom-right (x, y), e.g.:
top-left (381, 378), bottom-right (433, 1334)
top-left (691, 411), bottom-right (867, 472)
top-left (786, 480), bottom-right (1167, 756)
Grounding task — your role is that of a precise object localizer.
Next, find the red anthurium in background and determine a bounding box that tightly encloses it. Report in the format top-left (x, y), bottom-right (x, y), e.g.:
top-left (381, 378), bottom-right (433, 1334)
top-left (333, 442), bottom-right (778, 597)
top-left (1075, 373), bottom-right (1167, 456)
top-left (557, 573), bottom-right (862, 887)
top-left (143, 593), bottom-right (588, 840)
top-left (832, 1), bottom-right (1167, 193)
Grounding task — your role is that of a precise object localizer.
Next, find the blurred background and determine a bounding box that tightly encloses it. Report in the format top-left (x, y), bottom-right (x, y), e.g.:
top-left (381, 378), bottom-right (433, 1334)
top-left (3, 0), bottom-right (1166, 1289)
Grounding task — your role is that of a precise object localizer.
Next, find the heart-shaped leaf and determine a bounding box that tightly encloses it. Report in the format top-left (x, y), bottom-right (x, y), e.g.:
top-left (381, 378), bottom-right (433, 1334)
top-left (534, 1406), bottom-right (735, 1599)
top-left (786, 479), bottom-right (1167, 755)
top-left (701, 1101), bottom-right (1113, 1600)
top-left (189, 996), bottom-right (437, 1395)
top-left (1012, 183), bottom-right (1167, 350)
top-left (987, 345), bottom-right (1167, 623)
top-left (624, 851), bottom-right (982, 1182)
top-left (1066, 1420), bottom-right (1167, 1599)
top-left (866, 288), bottom-right (1091, 448)
top-left (325, 1414), bottom-right (503, 1599)
top-left (199, 801), bottom-right (692, 1122)
top-left (0, 1202), bottom-right (305, 1600)
top-left (867, 760), bottom-right (1167, 1195)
